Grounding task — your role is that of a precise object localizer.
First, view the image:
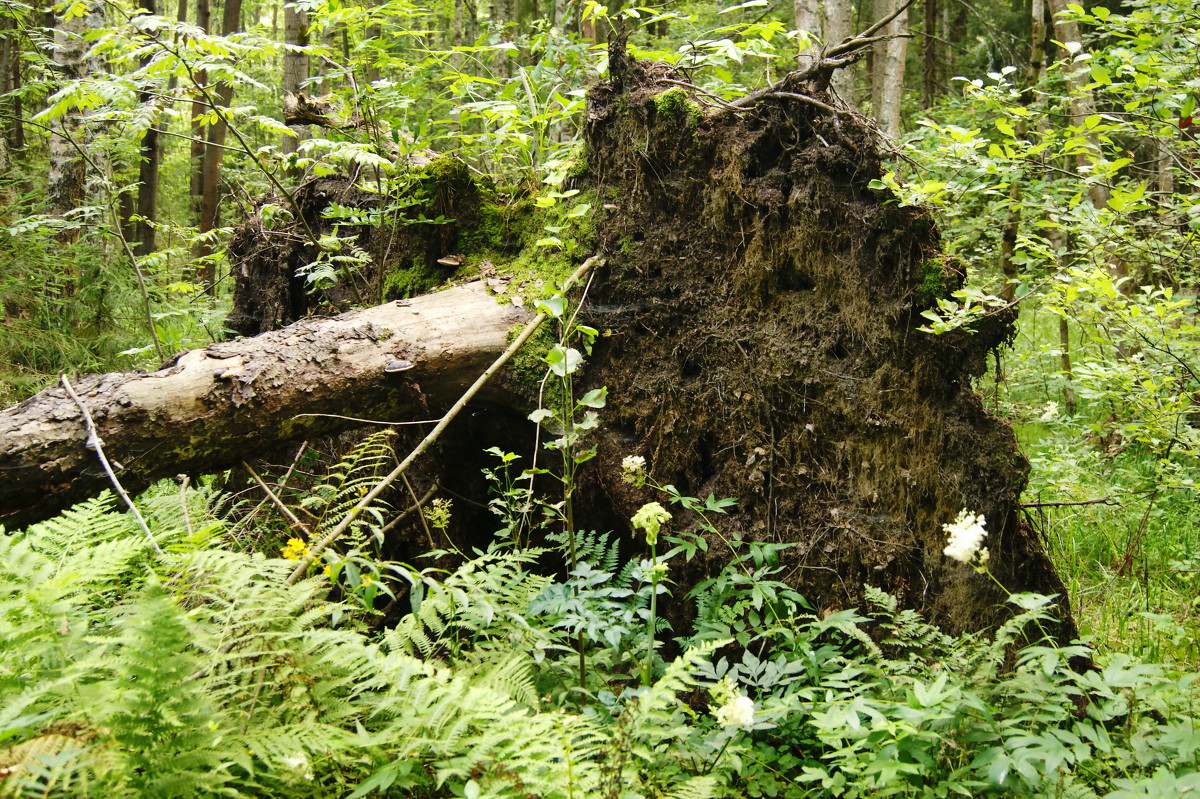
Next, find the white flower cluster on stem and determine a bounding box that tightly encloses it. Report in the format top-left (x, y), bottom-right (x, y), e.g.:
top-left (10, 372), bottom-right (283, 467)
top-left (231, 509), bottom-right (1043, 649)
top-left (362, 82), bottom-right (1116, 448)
top-left (714, 695), bottom-right (756, 730)
top-left (621, 454), bottom-right (647, 486)
top-left (942, 509), bottom-right (987, 564)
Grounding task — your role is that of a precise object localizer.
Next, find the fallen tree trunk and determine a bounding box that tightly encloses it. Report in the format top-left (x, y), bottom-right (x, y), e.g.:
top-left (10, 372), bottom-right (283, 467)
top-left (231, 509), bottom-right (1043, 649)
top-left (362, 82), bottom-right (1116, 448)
top-left (0, 282), bottom-right (528, 530)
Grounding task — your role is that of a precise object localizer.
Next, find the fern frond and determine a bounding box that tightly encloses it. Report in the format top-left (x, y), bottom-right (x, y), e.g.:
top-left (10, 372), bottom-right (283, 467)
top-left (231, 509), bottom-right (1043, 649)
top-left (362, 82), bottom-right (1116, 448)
top-left (632, 640), bottom-right (723, 736)
top-left (307, 430), bottom-right (398, 551)
top-left (384, 549), bottom-right (548, 659)
top-left (0, 737), bottom-right (93, 799)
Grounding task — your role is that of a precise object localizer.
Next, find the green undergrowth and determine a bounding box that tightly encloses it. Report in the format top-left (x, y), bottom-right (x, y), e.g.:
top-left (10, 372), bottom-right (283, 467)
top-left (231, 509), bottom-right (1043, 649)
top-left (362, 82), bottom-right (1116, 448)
top-left (473, 189), bottom-right (598, 303)
top-left (982, 305), bottom-right (1200, 671)
top-left (2, 472), bottom-right (1198, 798)
top-left (3, 289), bottom-right (1199, 798)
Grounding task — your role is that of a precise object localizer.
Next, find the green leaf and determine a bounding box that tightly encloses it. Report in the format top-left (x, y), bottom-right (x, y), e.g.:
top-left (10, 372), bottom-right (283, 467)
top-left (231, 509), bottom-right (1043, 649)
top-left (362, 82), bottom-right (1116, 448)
top-left (546, 345), bottom-right (583, 376)
top-left (578, 387), bottom-right (607, 408)
top-left (719, 0), bottom-right (768, 11)
top-left (535, 296), bottom-right (566, 318)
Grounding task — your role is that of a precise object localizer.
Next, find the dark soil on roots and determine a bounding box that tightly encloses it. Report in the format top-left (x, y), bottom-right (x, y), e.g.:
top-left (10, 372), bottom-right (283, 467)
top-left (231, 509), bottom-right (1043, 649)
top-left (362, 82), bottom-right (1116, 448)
top-left (575, 41), bottom-right (1072, 638)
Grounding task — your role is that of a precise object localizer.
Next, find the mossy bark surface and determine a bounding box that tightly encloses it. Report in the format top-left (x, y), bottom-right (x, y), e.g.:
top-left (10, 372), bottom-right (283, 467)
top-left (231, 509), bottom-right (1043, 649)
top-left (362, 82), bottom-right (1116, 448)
top-left (576, 45), bottom-right (1070, 636)
top-left (226, 156), bottom-right (492, 337)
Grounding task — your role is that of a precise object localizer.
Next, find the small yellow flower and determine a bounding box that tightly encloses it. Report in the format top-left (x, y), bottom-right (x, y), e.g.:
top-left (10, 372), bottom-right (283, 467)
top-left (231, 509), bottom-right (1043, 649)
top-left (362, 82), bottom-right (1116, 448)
top-left (631, 502), bottom-right (671, 546)
top-left (281, 538), bottom-right (310, 561)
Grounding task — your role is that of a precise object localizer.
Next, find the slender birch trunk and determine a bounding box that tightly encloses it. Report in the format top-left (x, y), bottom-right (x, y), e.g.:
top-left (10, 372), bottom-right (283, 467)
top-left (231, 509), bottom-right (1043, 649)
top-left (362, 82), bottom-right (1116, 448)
top-left (870, 0), bottom-right (908, 138)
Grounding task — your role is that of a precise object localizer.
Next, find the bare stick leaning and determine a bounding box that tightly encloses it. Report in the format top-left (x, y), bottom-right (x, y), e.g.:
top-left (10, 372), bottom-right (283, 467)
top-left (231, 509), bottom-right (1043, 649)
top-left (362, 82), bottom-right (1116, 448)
top-left (284, 255), bottom-right (604, 585)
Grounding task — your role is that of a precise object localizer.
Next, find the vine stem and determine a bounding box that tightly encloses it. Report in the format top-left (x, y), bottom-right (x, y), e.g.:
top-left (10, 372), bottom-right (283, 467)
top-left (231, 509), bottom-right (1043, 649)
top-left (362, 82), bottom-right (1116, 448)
top-left (285, 255), bottom-right (602, 585)
top-left (702, 736), bottom-right (734, 777)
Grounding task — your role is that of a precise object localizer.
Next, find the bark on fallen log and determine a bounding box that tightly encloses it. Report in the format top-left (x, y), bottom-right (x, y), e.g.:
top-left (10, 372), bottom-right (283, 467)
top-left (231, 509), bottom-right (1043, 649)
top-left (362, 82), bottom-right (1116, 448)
top-left (0, 282), bottom-right (528, 530)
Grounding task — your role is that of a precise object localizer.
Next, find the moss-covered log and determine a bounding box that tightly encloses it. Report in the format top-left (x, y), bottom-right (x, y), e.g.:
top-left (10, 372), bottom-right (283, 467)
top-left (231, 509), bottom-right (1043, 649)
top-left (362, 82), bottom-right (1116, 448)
top-left (0, 283), bottom-right (527, 530)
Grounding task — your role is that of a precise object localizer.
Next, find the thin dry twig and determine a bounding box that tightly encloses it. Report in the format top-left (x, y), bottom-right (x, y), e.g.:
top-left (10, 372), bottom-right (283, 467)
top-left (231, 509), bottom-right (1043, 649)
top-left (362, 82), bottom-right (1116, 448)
top-left (60, 374), bottom-right (165, 555)
top-left (178, 474), bottom-right (194, 537)
top-left (1021, 497), bottom-right (1116, 509)
top-left (401, 472), bottom-right (437, 550)
top-left (242, 459), bottom-right (313, 537)
top-left (760, 91), bottom-right (840, 116)
top-left (381, 485), bottom-right (438, 536)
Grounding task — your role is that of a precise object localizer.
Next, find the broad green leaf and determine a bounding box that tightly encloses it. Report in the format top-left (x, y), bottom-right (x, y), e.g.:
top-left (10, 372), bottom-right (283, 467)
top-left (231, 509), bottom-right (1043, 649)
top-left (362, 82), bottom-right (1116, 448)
top-left (578, 387), bottom-right (607, 408)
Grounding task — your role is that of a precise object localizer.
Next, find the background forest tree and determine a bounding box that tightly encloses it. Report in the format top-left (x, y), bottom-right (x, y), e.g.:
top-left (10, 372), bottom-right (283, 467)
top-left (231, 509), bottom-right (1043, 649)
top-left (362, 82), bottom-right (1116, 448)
top-left (1, 0), bottom-right (1199, 795)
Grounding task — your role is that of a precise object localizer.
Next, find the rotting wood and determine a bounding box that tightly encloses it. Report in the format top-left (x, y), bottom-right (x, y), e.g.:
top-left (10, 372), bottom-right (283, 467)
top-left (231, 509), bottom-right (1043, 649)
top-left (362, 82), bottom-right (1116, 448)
top-left (0, 282), bottom-right (528, 530)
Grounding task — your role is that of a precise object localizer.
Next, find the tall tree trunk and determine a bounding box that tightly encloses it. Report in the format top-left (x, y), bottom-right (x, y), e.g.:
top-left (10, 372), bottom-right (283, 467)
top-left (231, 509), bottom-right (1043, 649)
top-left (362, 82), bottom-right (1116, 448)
top-left (452, 0), bottom-right (465, 72)
top-left (493, 0), bottom-right (515, 75)
top-left (1046, 0), bottom-right (1109, 212)
top-left (997, 0), bottom-right (1047, 302)
top-left (1059, 316), bottom-right (1077, 415)
top-left (870, 0), bottom-right (908, 138)
top-left (319, 26), bottom-right (337, 93)
top-left (282, 1), bottom-right (309, 159)
top-left (825, 0), bottom-right (854, 105)
top-left (189, 0), bottom-right (210, 204)
top-left (364, 23), bottom-right (381, 85)
top-left (794, 0), bottom-right (854, 103)
top-left (47, 0), bottom-right (103, 240)
top-left (794, 0), bottom-right (821, 67)
top-left (133, 139), bottom-right (160, 256)
top-left (920, 0), bottom-right (936, 108)
top-left (196, 0), bottom-right (243, 293)
top-left (132, 0), bottom-right (162, 257)
top-left (1, 12), bottom-right (25, 158)
top-left (0, 129), bottom-right (12, 215)
top-left (1047, 0), bottom-right (1132, 318)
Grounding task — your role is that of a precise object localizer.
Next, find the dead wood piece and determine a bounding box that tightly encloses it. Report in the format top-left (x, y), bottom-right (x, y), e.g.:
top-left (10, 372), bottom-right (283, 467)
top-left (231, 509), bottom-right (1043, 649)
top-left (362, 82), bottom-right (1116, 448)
top-left (0, 282), bottom-right (529, 531)
top-left (283, 92), bottom-right (351, 129)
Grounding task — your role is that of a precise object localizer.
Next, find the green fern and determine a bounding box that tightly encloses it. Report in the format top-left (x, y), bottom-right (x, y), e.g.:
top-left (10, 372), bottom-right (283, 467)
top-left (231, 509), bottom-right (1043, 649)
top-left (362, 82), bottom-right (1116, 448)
top-left (385, 549), bottom-right (550, 660)
top-left (88, 581), bottom-right (233, 797)
top-left (301, 429), bottom-right (398, 552)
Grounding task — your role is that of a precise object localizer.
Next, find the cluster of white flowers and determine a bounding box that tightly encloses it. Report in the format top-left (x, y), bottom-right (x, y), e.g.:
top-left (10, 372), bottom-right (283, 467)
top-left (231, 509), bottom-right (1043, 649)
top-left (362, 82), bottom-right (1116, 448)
top-left (942, 509), bottom-right (987, 564)
top-left (282, 752), bottom-right (314, 780)
top-left (1040, 401), bottom-right (1059, 421)
top-left (622, 454), bottom-right (647, 486)
top-left (714, 694), bottom-right (756, 730)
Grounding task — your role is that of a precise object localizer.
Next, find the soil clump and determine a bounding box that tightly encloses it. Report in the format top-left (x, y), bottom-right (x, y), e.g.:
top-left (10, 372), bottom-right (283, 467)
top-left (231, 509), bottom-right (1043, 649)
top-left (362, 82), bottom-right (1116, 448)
top-left (575, 42), bottom-right (1070, 636)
